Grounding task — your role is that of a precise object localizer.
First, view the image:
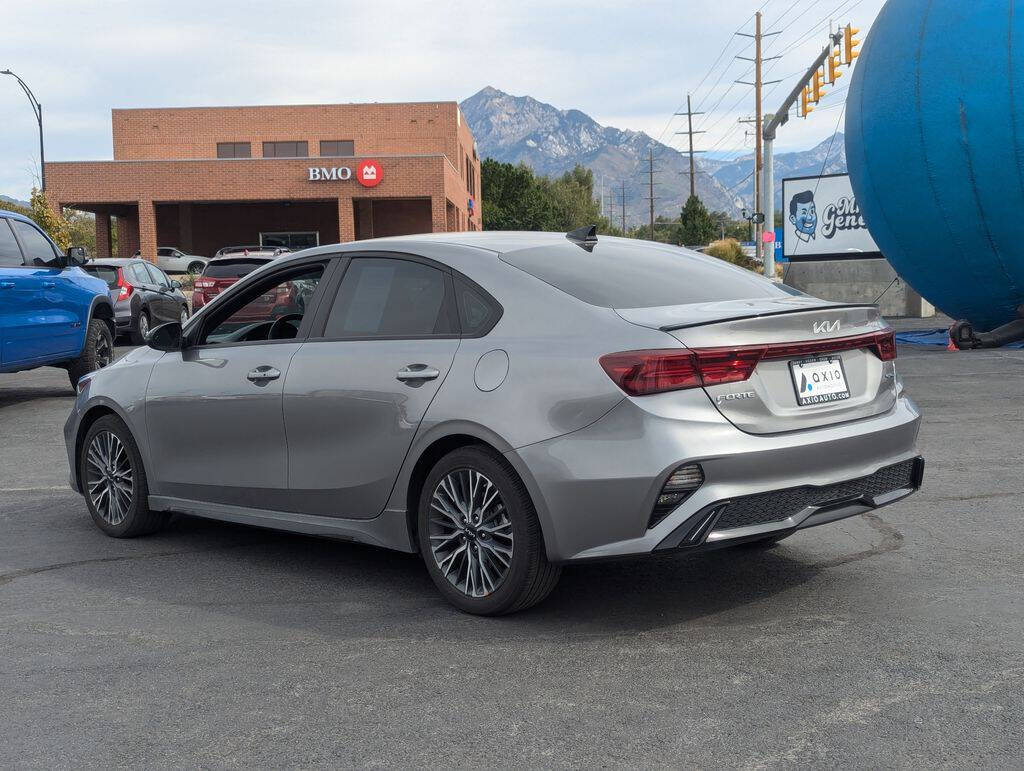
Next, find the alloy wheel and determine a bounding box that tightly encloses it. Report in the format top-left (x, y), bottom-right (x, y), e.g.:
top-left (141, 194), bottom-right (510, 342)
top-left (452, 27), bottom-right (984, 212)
top-left (95, 332), bottom-right (113, 368)
top-left (180, 307), bottom-right (189, 325)
top-left (85, 430), bottom-right (134, 526)
top-left (138, 314), bottom-right (149, 340)
top-left (428, 469), bottom-right (514, 598)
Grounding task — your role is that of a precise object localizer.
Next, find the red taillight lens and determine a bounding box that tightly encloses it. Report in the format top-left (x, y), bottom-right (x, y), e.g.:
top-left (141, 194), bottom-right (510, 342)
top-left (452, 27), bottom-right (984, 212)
top-left (601, 330), bottom-right (897, 397)
top-left (873, 330), bottom-right (897, 361)
top-left (116, 269), bottom-right (134, 300)
top-left (599, 350), bottom-right (703, 396)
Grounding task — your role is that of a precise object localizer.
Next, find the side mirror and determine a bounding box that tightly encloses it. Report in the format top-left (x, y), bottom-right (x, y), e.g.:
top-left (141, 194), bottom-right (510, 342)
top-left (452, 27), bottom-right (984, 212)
top-left (171, 279), bottom-right (182, 289)
top-left (147, 321), bottom-right (183, 351)
top-left (65, 246), bottom-right (88, 266)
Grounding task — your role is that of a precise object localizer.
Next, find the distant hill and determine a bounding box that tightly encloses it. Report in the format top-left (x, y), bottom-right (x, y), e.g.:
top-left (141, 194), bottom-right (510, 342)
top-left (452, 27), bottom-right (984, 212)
top-left (0, 194), bottom-right (31, 210)
top-left (460, 86), bottom-right (846, 219)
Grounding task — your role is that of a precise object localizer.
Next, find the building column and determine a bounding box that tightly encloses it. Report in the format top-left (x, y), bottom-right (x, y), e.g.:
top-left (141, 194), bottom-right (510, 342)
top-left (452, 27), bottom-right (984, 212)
top-left (338, 198), bottom-right (355, 243)
top-left (137, 200), bottom-right (157, 261)
top-left (116, 214), bottom-right (139, 257)
top-left (431, 195), bottom-right (447, 234)
top-left (95, 213), bottom-right (112, 257)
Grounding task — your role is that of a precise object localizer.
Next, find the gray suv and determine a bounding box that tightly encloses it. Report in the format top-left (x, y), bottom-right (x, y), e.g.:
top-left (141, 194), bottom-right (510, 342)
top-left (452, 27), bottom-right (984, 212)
top-left (64, 230), bottom-right (923, 615)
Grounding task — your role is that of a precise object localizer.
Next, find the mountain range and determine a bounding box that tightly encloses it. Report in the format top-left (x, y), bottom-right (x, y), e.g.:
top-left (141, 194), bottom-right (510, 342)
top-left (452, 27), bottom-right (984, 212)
top-left (460, 86), bottom-right (846, 221)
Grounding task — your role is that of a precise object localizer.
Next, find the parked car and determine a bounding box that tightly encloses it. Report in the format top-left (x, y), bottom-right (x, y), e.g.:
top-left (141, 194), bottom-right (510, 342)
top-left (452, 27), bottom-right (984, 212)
top-left (65, 230), bottom-right (923, 615)
top-left (212, 245), bottom-right (290, 259)
top-left (191, 255), bottom-right (275, 312)
top-left (155, 247), bottom-right (207, 275)
top-left (0, 210), bottom-right (115, 388)
top-left (82, 258), bottom-right (190, 344)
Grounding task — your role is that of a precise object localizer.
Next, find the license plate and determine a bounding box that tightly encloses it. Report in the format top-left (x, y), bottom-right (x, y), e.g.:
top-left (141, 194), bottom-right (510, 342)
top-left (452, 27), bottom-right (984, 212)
top-left (789, 356), bottom-right (850, 406)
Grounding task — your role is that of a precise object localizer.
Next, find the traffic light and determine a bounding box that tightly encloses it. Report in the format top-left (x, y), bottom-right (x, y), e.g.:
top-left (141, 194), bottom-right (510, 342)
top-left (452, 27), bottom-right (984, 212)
top-left (827, 47), bottom-right (843, 84)
top-left (800, 86), bottom-right (814, 118)
top-left (812, 68), bottom-right (826, 102)
top-left (844, 24), bottom-right (861, 64)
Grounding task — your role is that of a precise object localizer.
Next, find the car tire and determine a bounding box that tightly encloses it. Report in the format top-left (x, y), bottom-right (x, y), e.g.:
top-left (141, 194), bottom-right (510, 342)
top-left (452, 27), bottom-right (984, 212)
top-left (67, 318), bottom-right (114, 389)
top-left (131, 310), bottom-right (150, 345)
top-left (180, 306), bottom-right (189, 325)
top-left (187, 262), bottom-right (205, 276)
top-left (79, 414), bottom-right (168, 538)
top-left (417, 446), bottom-right (561, 615)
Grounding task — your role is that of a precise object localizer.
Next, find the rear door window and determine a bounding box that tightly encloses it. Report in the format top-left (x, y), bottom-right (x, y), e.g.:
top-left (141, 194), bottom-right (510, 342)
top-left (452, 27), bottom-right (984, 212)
top-left (11, 220), bottom-right (58, 264)
top-left (81, 265), bottom-right (119, 287)
top-left (0, 220), bottom-right (24, 266)
top-left (500, 241), bottom-right (790, 308)
top-left (323, 258), bottom-right (455, 338)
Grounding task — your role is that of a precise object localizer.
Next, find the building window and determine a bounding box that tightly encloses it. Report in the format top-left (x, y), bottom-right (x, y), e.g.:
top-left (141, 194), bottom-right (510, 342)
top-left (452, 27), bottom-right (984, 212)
top-left (320, 140), bottom-right (355, 157)
top-left (465, 154), bottom-right (476, 197)
top-left (217, 142), bottom-right (251, 158)
top-left (263, 141), bottom-right (308, 158)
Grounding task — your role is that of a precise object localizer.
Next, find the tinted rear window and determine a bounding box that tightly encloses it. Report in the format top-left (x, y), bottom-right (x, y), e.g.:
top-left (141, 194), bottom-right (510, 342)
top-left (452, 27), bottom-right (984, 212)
top-left (500, 241), bottom-right (790, 308)
top-left (82, 265), bottom-right (119, 287)
top-left (203, 259), bottom-right (268, 279)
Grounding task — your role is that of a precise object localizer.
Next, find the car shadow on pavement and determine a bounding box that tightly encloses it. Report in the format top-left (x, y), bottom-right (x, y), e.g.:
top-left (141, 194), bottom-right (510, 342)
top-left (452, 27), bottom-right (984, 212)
top-left (34, 506), bottom-right (850, 638)
top-left (0, 386), bottom-right (74, 409)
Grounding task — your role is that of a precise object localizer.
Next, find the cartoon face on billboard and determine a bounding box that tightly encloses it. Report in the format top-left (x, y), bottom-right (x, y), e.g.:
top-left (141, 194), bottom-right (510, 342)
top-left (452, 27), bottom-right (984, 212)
top-left (789, 190), bottom-right (817, 242)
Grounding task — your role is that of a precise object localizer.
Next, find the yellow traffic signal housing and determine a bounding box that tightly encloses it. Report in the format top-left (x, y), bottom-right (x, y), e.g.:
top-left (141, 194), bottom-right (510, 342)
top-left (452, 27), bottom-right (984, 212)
top-left (800, 86), bottom-right (814, 118)
top-left (844, 24), bottom-right (861, 64)
top-left (812, 69), bottom-right (826, 102)
top-left (828, 49), bottom-right (843, 84)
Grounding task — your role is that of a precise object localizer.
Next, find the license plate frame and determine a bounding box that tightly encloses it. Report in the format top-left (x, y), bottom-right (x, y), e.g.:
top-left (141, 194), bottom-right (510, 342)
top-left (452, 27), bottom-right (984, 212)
top-left (789, 355), bottom-right (851, 407)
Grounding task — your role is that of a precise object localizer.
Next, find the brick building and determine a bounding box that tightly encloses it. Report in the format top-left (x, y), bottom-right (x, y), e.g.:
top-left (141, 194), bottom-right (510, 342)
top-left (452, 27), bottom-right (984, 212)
top-left (44, 102), bottom-right (481, 258)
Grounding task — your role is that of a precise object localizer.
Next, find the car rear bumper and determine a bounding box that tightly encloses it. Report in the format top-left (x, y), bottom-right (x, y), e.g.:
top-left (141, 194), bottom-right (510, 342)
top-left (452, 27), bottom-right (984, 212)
top-left (509, 391), bottom-right (922, 563)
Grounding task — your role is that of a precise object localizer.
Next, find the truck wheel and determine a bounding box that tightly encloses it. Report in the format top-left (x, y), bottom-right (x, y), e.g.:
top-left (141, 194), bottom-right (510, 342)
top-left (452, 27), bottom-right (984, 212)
top-left (67, 319), bottom-right (114, 389)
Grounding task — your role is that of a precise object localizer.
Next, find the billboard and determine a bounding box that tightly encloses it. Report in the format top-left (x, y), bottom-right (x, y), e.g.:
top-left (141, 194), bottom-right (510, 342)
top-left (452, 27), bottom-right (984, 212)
top-left (782, 173), bottom-right (882, 261)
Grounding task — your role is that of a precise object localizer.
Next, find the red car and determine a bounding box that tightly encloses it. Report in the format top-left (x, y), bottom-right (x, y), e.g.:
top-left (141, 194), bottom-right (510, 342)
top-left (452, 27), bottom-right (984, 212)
top-left (191, 256), bottom-right (273, 312)
top-left (191, 253), bottom-right (313, 332)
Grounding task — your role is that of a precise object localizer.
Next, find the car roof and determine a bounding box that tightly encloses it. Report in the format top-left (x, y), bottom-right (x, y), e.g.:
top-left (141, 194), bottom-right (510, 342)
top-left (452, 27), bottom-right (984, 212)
top-left (0, 209), bottom-right (38, 226)
top-left (86, 258), bottom-right (143, 266)
top-left (207, 254), bottom-right (274, 262)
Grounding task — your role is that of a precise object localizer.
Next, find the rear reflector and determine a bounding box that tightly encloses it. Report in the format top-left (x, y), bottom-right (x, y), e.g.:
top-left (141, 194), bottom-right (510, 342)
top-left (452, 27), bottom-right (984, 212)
top-left (601, 329), bottom-right (896, 396)
top-left (650, 463), bottom-right (705, 529)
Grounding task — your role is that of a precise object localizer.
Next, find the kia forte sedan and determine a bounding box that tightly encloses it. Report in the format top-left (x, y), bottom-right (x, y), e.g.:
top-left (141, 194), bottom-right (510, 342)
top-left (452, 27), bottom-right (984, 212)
top-left (65, 229), bottom-right (923, 615)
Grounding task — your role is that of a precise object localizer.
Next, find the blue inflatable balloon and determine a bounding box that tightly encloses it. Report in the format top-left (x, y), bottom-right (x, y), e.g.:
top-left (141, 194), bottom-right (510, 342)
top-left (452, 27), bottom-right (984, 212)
top-left (846, 0), bottom-right (1024, 331)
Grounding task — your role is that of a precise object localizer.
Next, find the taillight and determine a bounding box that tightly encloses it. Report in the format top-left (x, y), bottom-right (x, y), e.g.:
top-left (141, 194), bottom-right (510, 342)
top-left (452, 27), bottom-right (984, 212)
top-left (600, 330), bottom-right (897, 397)
top-left (599, 350), bottom-right (701, 396)
top-left (194, 279), bottom-right (215, 289)
top-left (116, 269), bottom-right (134, 300)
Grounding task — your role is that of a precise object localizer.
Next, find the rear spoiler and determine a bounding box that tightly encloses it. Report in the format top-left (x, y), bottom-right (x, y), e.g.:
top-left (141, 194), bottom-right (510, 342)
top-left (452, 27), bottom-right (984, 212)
top-left (659, 303), bottom-right (880, 332)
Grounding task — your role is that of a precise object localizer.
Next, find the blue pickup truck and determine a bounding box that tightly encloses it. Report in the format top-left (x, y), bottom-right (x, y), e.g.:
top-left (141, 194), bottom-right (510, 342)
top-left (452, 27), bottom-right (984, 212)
top-left (0, 209), bottom-right (115, 388)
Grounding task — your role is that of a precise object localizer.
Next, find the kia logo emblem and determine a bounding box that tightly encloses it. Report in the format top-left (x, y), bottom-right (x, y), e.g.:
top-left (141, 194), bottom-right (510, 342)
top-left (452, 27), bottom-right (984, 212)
top-left (813, 319), bottom-right (841, 334)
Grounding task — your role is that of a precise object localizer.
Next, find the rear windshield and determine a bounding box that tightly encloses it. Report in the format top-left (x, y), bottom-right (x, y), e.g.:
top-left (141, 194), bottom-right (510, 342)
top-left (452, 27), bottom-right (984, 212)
top-left (500, 241), bottom-right (793, 308)
top-left (203, 259), bottom-right (268, 279)
top-left (81, 265), bottom-right (119, 288)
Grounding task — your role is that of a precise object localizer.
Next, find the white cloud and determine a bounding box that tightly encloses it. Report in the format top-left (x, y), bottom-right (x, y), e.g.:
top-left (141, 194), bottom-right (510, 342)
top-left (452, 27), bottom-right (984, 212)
top-left (0, 0), bottom-right (885, 197)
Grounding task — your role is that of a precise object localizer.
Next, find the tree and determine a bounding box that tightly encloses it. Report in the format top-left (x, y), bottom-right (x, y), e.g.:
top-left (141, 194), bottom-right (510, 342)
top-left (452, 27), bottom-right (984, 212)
top-left (480, 160), bottom-right (604, 233)
top-left (30, 189), bottom-right (71, 251)
top-left (678, 195), bottom-right (716, 247)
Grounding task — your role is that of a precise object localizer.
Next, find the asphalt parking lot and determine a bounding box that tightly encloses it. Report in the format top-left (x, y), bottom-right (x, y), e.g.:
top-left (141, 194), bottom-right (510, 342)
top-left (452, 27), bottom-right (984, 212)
top-left (1, 335), bottom-right (1022, 768)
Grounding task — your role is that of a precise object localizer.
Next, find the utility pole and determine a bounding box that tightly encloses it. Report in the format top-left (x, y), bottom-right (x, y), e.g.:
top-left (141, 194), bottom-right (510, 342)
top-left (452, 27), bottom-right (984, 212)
top-left (608, 191), bottom-right (616, 229)
top-left (674, 94), bottom-right (705, 199)
top-left (643, 148), bottom-right (660, 237)
top-left (737, 14), bottom-right (780, 266)
top-left (620, 181), bottom-right (627, 234)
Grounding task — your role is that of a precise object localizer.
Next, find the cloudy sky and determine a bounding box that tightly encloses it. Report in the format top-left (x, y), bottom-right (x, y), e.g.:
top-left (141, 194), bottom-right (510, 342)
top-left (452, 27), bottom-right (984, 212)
top-left (0, 0), bottom-right (885, 200)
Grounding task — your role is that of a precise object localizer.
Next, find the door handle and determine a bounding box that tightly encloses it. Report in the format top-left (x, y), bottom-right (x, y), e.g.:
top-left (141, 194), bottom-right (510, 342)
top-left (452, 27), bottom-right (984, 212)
top-left (0, 281), bottom-right (14, 290)
top-left (396, 364), bottom-right (440, 382)
top-left (246, 366), bottom-right (281, 383)
top-left (41, 280), bottom-right (56, 289)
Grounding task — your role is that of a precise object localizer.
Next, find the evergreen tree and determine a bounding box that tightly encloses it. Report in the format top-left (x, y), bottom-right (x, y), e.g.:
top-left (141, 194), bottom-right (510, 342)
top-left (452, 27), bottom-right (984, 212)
top-left (678, 195), bottom-right (716, 246)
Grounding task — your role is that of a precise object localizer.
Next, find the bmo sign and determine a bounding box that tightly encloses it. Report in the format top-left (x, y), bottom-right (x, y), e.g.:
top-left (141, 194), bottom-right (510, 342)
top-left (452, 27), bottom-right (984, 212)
top-left (308, 159), bottom-right (383, 187)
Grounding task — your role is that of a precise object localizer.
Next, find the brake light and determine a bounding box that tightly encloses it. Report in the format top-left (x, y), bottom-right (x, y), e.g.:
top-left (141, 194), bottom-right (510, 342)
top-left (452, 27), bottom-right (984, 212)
top-left (116, 269), bottom-right (134, 300)
top-left (600, 330), bottom-right (897, 396)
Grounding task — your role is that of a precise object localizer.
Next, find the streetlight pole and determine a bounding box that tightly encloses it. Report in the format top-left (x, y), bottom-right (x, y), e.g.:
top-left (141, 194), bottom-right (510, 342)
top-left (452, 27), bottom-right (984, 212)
top-left (1, 70), bottom-right (45, 192)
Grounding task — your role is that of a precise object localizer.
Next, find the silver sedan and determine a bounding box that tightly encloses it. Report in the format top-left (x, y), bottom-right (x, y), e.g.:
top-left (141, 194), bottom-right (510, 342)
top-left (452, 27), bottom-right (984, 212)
top-left (64, 230), bottom-right (922, 615)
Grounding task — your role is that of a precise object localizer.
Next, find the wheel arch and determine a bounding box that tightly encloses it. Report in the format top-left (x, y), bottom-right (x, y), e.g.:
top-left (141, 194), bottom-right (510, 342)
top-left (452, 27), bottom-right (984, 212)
top-left (72, 401), bottom-right (134, 492)
top-left (88, 296), bottom-right (116, 342)
top-left (397, 423), bottom-right (555, 559)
